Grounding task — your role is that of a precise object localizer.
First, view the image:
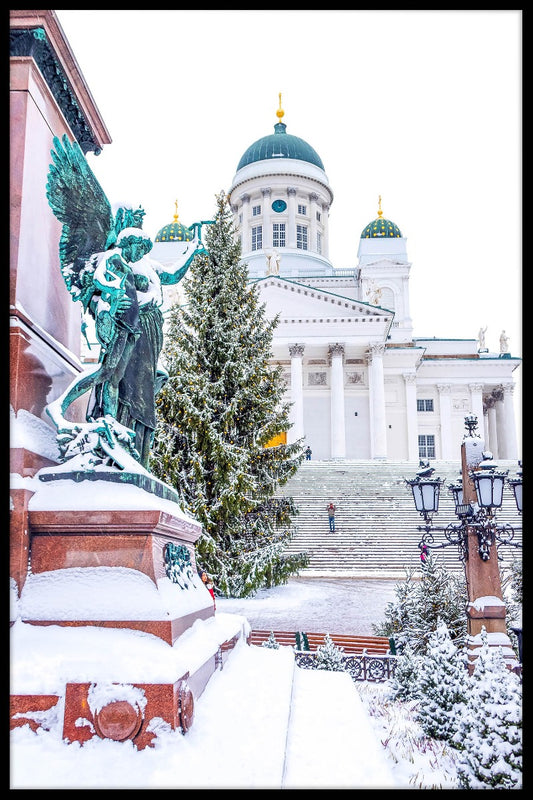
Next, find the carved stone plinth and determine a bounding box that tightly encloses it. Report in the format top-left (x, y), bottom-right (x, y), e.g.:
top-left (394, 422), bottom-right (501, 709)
top-left (10, 631), bottom-right (244, 747)
top-left (25, 501), bottom-right (213, 646)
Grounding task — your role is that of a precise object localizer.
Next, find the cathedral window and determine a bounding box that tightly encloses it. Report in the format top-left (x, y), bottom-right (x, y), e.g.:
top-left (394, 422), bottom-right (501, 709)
top-left (298, 203), bottom-right (307, 215)
top-left (417, 399), bottom-right (434, 412)
top-left (317, 231), bottom-right (322, 254)
top-left (251, 225), bottom-right (263, 251)
top-left (252, 204), bottom-right (261, 216)
top-left (316, 210), bottom-right (321, 222)
top-left (418, 434), bottom-right (435, 459)
top-left (273, 223), bottom-right (286, 248)
top-left (297, 224), bottom-right (308, 250)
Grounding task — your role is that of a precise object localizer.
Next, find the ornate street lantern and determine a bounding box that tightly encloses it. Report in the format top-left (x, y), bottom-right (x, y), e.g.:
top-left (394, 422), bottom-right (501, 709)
top-left (405, 422), bottom-right (521, 563)
top-left (405, 461), bottom-right (444, 523)
top-left (508, 463), bottom-right (522, 514)
top-left (470, 453), bottom-right (508, 512)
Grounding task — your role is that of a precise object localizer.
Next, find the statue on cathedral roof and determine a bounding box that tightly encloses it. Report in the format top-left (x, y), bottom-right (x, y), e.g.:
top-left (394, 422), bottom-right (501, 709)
top-left (45, 134), bottom-right (209, 472)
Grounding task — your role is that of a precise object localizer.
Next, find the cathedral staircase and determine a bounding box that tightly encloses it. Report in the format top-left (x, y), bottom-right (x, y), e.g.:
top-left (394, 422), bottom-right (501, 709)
top-left (279, 460), bottom-right (522, 577)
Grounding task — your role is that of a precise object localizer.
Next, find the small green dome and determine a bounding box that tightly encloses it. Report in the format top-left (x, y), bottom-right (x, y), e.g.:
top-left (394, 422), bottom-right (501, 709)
top-left (237, 122), bottom-right (325, 171)
top-left (361, 217), bottom-right (402, 239)
top-left (154, 206), bottom-right (194, 243)
top-left (361, 197), bottom-right (402, 238)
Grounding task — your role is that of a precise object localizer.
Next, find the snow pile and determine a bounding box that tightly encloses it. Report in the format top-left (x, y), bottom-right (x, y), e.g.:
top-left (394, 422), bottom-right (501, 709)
top-left (16, 566), bottom-right (214, 621)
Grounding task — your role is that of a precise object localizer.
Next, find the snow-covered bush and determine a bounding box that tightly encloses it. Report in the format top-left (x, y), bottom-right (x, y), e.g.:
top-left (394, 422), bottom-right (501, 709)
top-left (262, 631), bottom-right (280, 649)
top-left (415, 620), bottom-right (469, 742)
top-left (312, 634), bottom-right (346, 672)
top-left (454, 630), bottom-right (522, 789)
top-left (374, 552), bottom-right (467, 655)
top-left (386, 642), bottom-right (424, 702)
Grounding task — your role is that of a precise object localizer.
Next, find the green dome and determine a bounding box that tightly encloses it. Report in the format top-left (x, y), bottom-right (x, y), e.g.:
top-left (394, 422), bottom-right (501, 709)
top-left (361, 214), bottom-right (402, 239)
top-left (154, 219), bottom-right (194, 243)
top-left (237, 122), bottom-right (325, 171)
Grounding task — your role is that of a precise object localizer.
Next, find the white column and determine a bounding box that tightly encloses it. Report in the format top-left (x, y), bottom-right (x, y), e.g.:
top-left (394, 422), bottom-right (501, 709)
top-left (288, 343), bottom-right (305, 443)
top-left (329, 343), bottom-right (346, 459)
top-left (240, 193), bottom-right (250, 253)
top-left (403, 372), bottom-right (419, 461)
top-left (501, 383), bottom-right (519, 460)
top-left (494, 389), bottom-right (507, 459)
top-left (368, 343), bottom-right (387, 459)
top-left (468, 384), bottom-right (485, 431)
top-left (287, 187), bottom-right (297, 248)
top-left (486, 397), bottom-right (499, 458)
top-left (437, 384), bottom-right (454, 460)
top-left (322, 203), bottom-right (330, 260)
top-left (261, 187), bottom-right (272, 250)
top-left (309, 192), bottom-right (319, 254)
top-left (483, 407), bottom-right (490, 448)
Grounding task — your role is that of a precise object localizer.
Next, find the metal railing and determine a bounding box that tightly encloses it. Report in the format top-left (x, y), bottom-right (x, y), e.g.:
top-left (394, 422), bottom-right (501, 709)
top-left (294, 651), bottom-right (397, 683)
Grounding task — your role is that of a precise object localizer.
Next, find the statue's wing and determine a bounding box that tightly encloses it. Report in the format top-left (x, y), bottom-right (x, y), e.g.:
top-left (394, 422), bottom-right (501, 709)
top-left (46, 134), bottom-right (115, 310)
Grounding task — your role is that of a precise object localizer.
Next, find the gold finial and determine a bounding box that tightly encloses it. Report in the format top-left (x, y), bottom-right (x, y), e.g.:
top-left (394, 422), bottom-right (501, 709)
top-left (276, 92), bottom-right (285, 123)
top-left (173, 199), bottom-right (179, 223)
top-left (377, 195), bottom-right (383, 219)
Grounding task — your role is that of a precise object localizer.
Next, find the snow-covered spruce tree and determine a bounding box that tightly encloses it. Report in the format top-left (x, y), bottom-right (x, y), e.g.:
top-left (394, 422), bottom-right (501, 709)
top-left (374, 552), bottom-right (467, 655)
top-left (262, 631), bottom-right (280, 649)
top-left (415, 619), bottom-right (469, 742)
top-left (312, 634), bottom-right (346, 672)
top-left (151, 191), bottom-right (309, 597)
top-left (386, 642), bottom-right (424, 702)
top-left (373, 566), bottom-right (419, 653)
top-left (455, 630), bottom-right (522, 789)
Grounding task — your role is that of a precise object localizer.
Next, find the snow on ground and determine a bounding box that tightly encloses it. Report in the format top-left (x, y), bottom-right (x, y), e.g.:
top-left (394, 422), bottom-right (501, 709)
top-left (10, 578), bottom-right (461, 789)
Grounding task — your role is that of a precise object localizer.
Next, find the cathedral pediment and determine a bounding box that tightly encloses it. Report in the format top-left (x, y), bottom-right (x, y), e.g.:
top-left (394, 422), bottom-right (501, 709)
top-left (253, 276), bottom-right (392, 322)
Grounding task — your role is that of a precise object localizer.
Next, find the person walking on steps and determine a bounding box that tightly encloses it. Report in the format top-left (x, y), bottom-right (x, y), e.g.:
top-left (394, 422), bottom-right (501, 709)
top-left (305, 446), bottom-right (312, 460)
top-left (326, 502), bottom-right (336, 532)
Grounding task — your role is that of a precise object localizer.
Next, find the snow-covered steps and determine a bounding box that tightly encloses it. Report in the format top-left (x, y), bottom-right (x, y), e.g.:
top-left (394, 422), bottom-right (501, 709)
top-left (282, 666), bottom-right (396, 788)
top-left (280, 460), bottom-right (522, 576)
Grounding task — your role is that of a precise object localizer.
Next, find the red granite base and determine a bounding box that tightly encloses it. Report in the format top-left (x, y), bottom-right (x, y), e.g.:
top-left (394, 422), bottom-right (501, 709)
top-left (28, 507), bottom-right (202, 582)
top-left (24, 503), bottom-right (212, 645)
top-left (10, 694), bottom-right (60, 733)
top-left (24, 609), bottom-right (215, 647)
top-left (10, 632), bottom-right (244, 748)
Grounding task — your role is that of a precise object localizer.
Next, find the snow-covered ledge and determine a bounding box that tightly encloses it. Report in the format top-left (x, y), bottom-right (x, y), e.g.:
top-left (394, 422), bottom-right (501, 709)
top-left (467, 595), bottom-right (506, 619)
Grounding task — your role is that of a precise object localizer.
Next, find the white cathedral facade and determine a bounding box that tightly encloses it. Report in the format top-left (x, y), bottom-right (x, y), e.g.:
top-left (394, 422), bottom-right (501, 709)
top-left (106, 103), bottom-right (521, 464)
top-left (222, 103), bottom-right (520, 462)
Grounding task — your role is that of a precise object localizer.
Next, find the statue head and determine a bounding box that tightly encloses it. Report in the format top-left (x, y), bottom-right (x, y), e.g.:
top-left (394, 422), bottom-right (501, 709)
top-left (116, 227), bottom-right (153, 262)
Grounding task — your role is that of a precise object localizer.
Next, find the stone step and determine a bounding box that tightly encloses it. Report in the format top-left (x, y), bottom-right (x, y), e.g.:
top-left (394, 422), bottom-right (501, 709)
top-left (280, 459), bottom-right (522, 575)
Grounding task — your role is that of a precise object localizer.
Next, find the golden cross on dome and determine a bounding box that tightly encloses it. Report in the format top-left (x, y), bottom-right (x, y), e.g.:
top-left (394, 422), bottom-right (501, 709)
top-left (277, 92), bottom-right (285, 123)
top-left (377, 195), bottom-right (383, 219)
top-left (173, 199), bottom-right (179, 223)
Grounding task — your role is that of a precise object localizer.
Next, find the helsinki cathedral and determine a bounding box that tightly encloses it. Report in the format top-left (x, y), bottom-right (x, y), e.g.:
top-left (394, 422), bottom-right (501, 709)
top-left (151, 99), bottom-right (520, 463)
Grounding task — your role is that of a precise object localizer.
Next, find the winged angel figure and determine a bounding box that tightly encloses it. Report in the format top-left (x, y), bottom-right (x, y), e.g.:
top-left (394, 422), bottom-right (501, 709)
top-left (45, 134), bottom-right (208, 473)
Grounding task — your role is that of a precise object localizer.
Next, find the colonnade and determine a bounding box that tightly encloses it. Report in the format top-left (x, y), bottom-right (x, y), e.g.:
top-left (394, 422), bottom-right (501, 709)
top-left (483, 385), bottom-right (518, 460)
top-left (285, 343), bottom-right (519, 461)
top-left (287, 342), bottom-right (389, 459)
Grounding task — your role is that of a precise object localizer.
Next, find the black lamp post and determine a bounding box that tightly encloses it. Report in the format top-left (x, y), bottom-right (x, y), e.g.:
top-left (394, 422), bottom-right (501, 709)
top-left (405, 431), bottom-right (522, 563)
top-left (405, 414), bottom-right (522, 672)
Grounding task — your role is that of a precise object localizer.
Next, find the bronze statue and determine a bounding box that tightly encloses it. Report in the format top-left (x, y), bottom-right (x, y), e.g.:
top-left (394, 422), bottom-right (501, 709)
top-left (45, 134), bottom-right (208, 471)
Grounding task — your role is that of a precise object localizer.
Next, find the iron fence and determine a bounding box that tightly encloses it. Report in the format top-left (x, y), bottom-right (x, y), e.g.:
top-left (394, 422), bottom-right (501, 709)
top-left (294, 651), bottom-right (397, 683)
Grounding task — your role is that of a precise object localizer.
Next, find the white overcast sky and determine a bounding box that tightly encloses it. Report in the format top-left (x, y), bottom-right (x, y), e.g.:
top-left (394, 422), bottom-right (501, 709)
top-left (54, 9), bottom-right (522, 435)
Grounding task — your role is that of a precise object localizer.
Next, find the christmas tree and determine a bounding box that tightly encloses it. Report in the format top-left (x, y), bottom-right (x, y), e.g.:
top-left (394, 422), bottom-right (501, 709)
top-left (415, 620), bottom-right (469, 741)
top-left (455, 630), bottom-right (522, 789)
top-left (151, 191), bottom-right (309, 597)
